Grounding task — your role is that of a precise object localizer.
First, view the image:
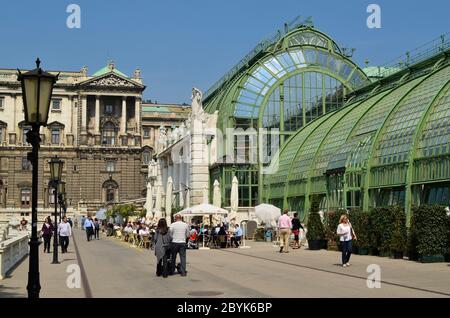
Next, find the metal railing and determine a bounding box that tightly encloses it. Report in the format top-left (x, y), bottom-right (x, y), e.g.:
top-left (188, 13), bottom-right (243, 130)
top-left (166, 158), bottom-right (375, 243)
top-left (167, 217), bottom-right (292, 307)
top-left (366, 33), bottom-right (450, 80)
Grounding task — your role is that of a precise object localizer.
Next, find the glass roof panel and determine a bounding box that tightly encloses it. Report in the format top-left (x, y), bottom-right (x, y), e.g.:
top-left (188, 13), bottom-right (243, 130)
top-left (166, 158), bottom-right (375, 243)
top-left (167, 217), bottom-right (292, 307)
top-left (416, 86), bottom-right (450, 158)
top-left (373, 66), bottom-right (450, 165)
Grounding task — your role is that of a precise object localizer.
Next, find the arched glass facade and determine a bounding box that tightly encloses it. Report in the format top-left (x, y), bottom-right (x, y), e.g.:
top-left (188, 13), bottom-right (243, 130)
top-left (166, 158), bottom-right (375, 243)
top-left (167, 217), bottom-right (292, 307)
top-left (264, 61), bottom-right (450, 224)
top-left (204, 26), bottom-right (370, 207)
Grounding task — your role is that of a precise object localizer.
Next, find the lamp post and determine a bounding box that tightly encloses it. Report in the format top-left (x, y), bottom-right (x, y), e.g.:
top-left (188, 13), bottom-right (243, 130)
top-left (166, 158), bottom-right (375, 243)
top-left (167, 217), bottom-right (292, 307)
top-left (49, 156), bottom-right (63, 264)
top-left (18, 58), bottom-right (58, 299)
top-left (58, 181), bottom-right (66, 220)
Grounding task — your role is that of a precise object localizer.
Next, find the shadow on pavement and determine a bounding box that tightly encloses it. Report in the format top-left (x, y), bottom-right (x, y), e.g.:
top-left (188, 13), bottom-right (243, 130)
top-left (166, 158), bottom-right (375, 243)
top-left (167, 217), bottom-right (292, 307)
top-left (0, 285), bottom-right (25, 298)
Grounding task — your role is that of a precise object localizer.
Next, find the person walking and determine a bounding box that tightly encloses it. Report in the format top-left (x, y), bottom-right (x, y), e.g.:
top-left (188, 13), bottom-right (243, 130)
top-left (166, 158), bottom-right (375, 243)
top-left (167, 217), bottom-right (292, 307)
top-left (84, 216), bottom-right (94, 241)
top-left (169, 214), bottom-right (190, 276)
top-left (58, 216), bottom-right (72, 253)
top-left (337, 214), bottom-right (357, 267)
top-left (278, 209), bottom-right (292, 253)
top-left (153, 218), bottom-right (172, 278)
top-left (291, 213), bottom-right (304, 249)
top-left (81, 216), bottom-right (86, 230)
top-left (41, 216), bottom-right (54, 253)
top-left (94, 218), bottom-right (100, 240)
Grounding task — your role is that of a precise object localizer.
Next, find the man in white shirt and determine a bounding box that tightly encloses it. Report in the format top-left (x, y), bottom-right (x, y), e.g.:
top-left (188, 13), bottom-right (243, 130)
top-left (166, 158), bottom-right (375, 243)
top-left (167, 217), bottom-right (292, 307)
top-left (169, 214), bottom-right (190, 276)
top-left (58, 216), bottom-right (72, 253)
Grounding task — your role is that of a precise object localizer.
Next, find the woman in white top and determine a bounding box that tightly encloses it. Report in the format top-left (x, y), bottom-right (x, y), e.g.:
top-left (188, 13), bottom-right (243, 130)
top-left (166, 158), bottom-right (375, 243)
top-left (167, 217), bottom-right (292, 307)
top-left (337, 214), bottom-right (357, 267)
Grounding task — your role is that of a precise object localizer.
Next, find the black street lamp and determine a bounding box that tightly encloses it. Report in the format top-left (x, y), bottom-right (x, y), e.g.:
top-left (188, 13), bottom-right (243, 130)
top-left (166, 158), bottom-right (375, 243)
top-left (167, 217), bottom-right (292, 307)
top-left (18, 58), bottom-right (58, 299)
top-left (49, 156), bottom-right (63, 264)
top-left (58, 181), bottom-right (66, 220)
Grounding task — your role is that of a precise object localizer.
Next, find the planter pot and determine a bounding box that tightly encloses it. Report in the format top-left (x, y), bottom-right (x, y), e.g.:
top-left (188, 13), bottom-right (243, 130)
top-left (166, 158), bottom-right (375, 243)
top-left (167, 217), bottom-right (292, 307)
top-left (380, 251), bottom-right (392, 258)
top-left (420, 255), bottom-right (445, 263)
top-left (322, 240), bottom-right (328, 250)
top-left (358, 247), bottom-right (369, 255)
top-left (352, 246), bottom-right (359, 255)
top-left (392, 251), bottom-right (404, 259)
top-left (308, 240), bottom-right (322, 250)
top-left (445, 253), bottom-right (450, 262)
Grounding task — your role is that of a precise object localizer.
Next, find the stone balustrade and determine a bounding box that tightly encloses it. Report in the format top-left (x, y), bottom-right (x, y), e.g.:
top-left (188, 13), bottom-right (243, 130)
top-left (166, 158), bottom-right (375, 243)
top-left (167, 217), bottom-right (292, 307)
top-left (0, 233), bottom-right (29, 279)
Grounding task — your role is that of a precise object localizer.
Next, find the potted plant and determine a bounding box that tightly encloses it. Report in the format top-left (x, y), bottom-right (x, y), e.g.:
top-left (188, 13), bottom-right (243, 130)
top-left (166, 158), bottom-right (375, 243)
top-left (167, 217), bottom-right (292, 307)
top-left (390, 216), bottom-right (406, 259)
top-left (324, 211), bottom-right (340, 251)
top-left (446, 214), bottom-right (450, 262)
top-left (351, 210), bottom-right (370, 255)
top-left (306, 195), bottom-right (326, 250)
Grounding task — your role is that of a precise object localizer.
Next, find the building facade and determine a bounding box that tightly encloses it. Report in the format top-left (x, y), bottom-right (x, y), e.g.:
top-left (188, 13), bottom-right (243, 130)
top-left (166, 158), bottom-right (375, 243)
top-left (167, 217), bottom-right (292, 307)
top-left (0, 61), bottom-right (189, 221)
top-left (155, 22), bottom-right (450, 225)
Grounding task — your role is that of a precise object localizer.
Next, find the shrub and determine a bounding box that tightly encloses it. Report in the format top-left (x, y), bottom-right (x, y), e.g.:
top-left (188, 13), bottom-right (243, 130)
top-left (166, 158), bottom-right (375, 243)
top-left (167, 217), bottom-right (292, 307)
top-left (324, 210), bottom-right (341, 250)
top-left (306, 195), bottom-right (325, 241)
top-left (390, 216), bottom-right (407, 254)
top-left (409, 205), bottom-right (447, 259)
top-left (370, 206), bottom-right (405, 255)
top-left (350, 210), bottom-right (371, 250)
top-left (446, 214), bottom-right (450, 260)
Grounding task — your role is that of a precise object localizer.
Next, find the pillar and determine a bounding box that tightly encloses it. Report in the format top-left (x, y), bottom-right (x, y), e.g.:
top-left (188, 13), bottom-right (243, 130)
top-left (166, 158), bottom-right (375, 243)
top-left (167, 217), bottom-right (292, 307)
top-left (135, 97), bottom-right (141, 135)
top-left (121, 97), bottom-right (127, 134)
top-left (94, 95), bottom-right (100, 134)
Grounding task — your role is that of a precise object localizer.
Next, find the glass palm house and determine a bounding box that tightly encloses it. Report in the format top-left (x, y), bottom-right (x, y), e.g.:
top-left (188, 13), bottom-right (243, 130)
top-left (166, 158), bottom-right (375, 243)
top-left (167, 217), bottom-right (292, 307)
top-left (203, 20), bottom-right (450, 225)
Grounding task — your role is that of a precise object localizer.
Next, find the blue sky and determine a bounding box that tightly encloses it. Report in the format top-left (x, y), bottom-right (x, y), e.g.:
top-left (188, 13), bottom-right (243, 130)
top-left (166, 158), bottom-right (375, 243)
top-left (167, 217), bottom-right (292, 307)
top-left (0, 0), bottom-right (448, 103)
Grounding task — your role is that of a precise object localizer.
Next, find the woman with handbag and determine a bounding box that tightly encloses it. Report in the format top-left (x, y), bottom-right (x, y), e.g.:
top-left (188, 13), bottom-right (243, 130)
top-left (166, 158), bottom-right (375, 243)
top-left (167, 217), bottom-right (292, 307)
top-left (153, 218), bottom-right (172, 278)
top-left (337, 214), bottom-right (357, 267)
top-left (41, 216), bottom-right (54, 253)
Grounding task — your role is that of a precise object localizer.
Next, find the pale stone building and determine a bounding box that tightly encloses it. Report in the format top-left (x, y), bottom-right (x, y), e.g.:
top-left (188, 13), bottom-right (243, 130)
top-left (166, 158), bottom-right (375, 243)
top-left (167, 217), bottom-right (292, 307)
top-left (0, 61), bottom-right (188, 222)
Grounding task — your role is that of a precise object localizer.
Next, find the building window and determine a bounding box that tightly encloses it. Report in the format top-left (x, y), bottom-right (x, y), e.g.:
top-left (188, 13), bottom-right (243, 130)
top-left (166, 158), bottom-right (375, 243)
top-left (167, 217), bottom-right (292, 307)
top-left (51, 129), bottom-right (60, 144)
top-left (52, 99), bottom-right (61, 111)
top-left (144, 128), bottom-right (150, 138)
top-left (102, 122), bottom-right (117, 146)
top-left (21, 188), bottom-right (31, 208)
top-left (105, 104), bottom-right (113, 114)
top-left (23, 127), bottom-right (30, 145)
top-left (0, 127), bottom-right (3, 143)
top-left (103, 179), bottom-right (118, 203)
top-left (22, 157), bottom-right (32, 170)
top-left (0, 97), bottom-right (4, 109)
top-left (48, 188), bottom-right (56, 204)
top-left (142, 149), bottom-right (151, 164)
top-left (106, 161), bottom-right (115, 172)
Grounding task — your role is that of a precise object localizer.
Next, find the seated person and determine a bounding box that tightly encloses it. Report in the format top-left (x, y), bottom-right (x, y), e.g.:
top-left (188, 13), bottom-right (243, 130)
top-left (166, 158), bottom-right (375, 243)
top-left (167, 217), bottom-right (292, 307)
top-left (231, 224), bottom-right (243, 247)
top-left (187, 226), bottom-right (198, 249)
top-left (139, 226), bottom-right (149, 237)
top-left (218, 226), bottom-right (227, 248)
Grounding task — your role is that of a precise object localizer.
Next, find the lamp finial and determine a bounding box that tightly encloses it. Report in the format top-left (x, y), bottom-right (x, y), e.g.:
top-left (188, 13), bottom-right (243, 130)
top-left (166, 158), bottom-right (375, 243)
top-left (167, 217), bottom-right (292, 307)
top-left (35, 58), bottom-right (41, 69)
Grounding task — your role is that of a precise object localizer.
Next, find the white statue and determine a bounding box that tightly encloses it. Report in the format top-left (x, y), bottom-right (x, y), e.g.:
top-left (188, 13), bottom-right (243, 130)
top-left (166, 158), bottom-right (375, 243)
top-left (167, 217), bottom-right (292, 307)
top-left (179, 122), bottom-right (187, 137)
top-left (149, 159), bottom-right (158, 178)
top-left (158, 126), bottom-right (167, 152)
top-left (191, 87), bottom-right (204, 118)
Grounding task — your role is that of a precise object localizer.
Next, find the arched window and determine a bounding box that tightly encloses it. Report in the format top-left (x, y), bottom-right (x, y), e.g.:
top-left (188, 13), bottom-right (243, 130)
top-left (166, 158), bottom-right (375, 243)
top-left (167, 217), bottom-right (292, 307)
top-left (103, 179), bottom-right (119, 203)
top-left (142, 147), bottom-right (153, 164)
top-left (102, 122), bottom-right (117, 146)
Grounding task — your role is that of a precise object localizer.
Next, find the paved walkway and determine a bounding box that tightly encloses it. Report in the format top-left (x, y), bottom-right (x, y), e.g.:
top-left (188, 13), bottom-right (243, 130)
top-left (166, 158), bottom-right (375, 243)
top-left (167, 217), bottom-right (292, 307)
top-left (1, 229), bottom-right (449, 298)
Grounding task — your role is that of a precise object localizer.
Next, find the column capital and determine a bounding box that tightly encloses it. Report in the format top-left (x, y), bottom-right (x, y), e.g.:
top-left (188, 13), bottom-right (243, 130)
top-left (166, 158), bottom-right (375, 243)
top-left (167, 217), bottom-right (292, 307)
top-left (122, 96), bottom-right (127, 101)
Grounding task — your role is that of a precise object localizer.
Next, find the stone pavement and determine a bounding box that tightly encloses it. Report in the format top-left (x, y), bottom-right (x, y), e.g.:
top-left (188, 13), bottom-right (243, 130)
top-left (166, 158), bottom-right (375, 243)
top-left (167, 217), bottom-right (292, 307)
top-left (1, 228), bottom-right (449, 298)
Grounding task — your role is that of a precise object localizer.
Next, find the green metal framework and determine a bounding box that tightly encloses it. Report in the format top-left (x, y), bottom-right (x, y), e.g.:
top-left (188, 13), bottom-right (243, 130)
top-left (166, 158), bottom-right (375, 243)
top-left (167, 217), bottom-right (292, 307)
top-left (203, 22), bottom-right (450, 219)
top-left (204, 25), bottom-right (370, 207)
top-left (265, 58), bottom-right (450, 223)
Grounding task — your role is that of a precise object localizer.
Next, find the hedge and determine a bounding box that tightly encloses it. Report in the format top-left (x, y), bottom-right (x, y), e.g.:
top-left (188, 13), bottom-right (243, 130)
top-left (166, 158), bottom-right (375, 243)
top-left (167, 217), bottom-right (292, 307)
top-left (369, 206), bottom-right (406, 255)
top-left (306, 195), bottom-right (325, 241)
top-left (350, 209), bottom-right (371, 250)
top-left (409, 205), bottom-right (447, 261)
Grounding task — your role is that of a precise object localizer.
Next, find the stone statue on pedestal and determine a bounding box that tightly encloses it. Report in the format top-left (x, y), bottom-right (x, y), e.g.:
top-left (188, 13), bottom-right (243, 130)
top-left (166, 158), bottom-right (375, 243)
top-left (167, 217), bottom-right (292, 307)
top-left (158, 126), bottom-right (167, 152)
top-left (191, 87), bottom-right (204, 119)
